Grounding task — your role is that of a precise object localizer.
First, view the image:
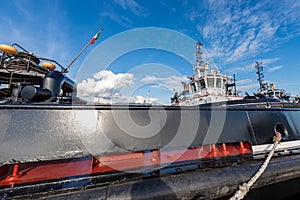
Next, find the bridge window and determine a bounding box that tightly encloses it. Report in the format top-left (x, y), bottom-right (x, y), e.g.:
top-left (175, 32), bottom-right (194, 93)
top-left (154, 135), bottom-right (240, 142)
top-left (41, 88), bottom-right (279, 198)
top-left (207, 77), bottom-right (215, 88)
top-left (200, 79), bottom-right (206, 89)
top-left (216, 78), bottom-right (222, 88)
top-left (191, 82), bottom-right (197, 92)
top-left (222, 79), bottom-right (226, 89)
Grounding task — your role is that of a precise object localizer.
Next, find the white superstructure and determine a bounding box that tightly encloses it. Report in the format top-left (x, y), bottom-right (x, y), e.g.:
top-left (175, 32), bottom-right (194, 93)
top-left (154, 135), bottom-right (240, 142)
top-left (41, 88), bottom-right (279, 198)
top-left (171, 42), bottom-right (242, 106)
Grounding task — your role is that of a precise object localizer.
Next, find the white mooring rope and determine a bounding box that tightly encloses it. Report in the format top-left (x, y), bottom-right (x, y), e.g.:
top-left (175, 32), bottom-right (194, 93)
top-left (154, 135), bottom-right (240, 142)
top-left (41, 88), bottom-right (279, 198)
top-left (229, 132), bottom-right (282, 200)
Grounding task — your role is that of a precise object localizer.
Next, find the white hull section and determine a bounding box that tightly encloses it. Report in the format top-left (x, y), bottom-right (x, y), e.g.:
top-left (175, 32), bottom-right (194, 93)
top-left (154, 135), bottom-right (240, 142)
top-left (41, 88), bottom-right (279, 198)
top-left (252, 140), bottom-right (300, 158)
top-left (178, 95), bottom-right (243, 106)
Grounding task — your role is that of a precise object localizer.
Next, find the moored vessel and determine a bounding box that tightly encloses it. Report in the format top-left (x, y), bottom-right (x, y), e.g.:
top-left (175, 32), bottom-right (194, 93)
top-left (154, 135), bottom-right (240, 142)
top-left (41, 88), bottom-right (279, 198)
top-left (254, 61), bottom-right (290, 101)
top-left (171, 42), bottom-right (243, 106)
top-left (0, 38), bottom-right (300, 199)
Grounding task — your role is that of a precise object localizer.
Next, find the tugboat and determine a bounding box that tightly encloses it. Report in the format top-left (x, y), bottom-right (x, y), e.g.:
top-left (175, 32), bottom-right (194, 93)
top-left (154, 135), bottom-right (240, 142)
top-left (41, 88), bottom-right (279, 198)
top-left (253, 61), bottom-right (290, 101)
top-left (171, 42), bottom-right (243, 106)
top-left (1, 38), bottom-right (300, 199)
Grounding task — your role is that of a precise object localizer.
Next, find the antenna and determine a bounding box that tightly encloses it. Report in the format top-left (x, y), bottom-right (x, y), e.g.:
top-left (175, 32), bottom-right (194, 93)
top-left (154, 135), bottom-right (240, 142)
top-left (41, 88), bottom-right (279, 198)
top-left (144, 90), bottom-right (151, 104)
top-left (195, 41), bottom-right (203, 68)
top-left (255, 61), bottom-right (267, 91)
top-left (63, 28), bottom-right (103, 73)
top-left (194, 41), bottom-right (208, 79)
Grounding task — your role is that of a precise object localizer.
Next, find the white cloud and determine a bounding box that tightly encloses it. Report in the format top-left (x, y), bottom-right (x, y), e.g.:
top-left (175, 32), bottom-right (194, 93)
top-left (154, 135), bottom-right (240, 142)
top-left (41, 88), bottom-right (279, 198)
top-left (94, 95), bottom-right (160, 105)
top-left (101, 11), bottom-right (133, 28)
top-left (228, 57), bottom-right (280, 74)
top-left (77, 78), bottom-right (97, 97)
top-left (77, 70), bottom-right (134, 98)
top-left (94, 95), bottom-right (135, 104)
top-left (78, 71), bottom-right (184, 104)
top-left (114, 0), bottom-right (148, 17)
top-left (93, 70), bottom-right (134, 89)
top-left (227, 63), bottom-right (255, 73)
top-left (237, 83), bottom-right (259, 91)
top-left (260, 58), bottom-right (280, 65)
top-left (268, 65), bottom-right (283, 72)
top-left (135, 95), bottom-right (160, 104)
top-left (140, 75), bottom-right (159, 83)
top-left (140, 75), bottom-right (188, 92)
top-left (236, 79), bottom-right (252, 85)
top-left (185, 10), bottom-right (201, 23)
top-left (185, 1), bottom-right (300, 65)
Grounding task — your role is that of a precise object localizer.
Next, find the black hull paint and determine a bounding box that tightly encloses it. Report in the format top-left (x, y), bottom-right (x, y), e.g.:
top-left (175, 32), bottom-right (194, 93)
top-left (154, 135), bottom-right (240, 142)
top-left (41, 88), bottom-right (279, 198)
top-left (1, 99), bottom-right (300, 164)
top-left (1, 99), bottom-right (300, 199)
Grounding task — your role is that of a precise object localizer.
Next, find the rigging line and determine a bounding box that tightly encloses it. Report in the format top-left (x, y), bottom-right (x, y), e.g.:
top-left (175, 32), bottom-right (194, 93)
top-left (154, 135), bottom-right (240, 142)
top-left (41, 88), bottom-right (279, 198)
top-left (229, 132), bottom-right (282, 200)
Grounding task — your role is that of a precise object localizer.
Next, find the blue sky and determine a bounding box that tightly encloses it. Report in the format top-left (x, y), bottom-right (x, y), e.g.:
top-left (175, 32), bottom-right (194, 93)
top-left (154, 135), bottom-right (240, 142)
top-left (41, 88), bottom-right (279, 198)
top-left (1, 0), bottom-right (300, 104)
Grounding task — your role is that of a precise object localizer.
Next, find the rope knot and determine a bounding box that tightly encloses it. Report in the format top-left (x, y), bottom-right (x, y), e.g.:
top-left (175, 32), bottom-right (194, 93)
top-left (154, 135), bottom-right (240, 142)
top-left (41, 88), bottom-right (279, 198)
top-left (239, 183), bottom-right (250, 193)
top-left (273, 132), bottom-right (282, 144)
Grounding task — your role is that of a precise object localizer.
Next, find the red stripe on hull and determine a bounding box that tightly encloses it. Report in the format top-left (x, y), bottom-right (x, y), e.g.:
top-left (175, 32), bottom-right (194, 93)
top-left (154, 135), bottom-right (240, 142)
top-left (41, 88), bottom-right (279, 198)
top-left (0, 141), bottom-right (252, 187)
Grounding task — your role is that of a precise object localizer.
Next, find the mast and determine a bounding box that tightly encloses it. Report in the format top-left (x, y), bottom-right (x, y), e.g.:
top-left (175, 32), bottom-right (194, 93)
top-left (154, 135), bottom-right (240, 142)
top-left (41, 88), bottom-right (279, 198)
top-left (195, 42), bottom-right (203, 68)
top-left (233, 74), bottom-right (237, 96)
top-left (255, 61), bottom-right (267, 91)
top-left (194, 42), bottom-right (208, 79)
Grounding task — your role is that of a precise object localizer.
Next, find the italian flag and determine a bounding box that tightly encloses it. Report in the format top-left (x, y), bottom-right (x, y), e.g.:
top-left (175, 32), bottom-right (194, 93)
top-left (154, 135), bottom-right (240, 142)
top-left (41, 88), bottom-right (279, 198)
top-left (90, 29), bottom-right (102, 44)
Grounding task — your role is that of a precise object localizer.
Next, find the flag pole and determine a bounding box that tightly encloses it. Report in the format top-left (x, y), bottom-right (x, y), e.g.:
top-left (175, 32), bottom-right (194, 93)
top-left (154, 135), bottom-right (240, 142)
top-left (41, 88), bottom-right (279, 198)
top-left (63, 28), bottom-right (103, 73)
